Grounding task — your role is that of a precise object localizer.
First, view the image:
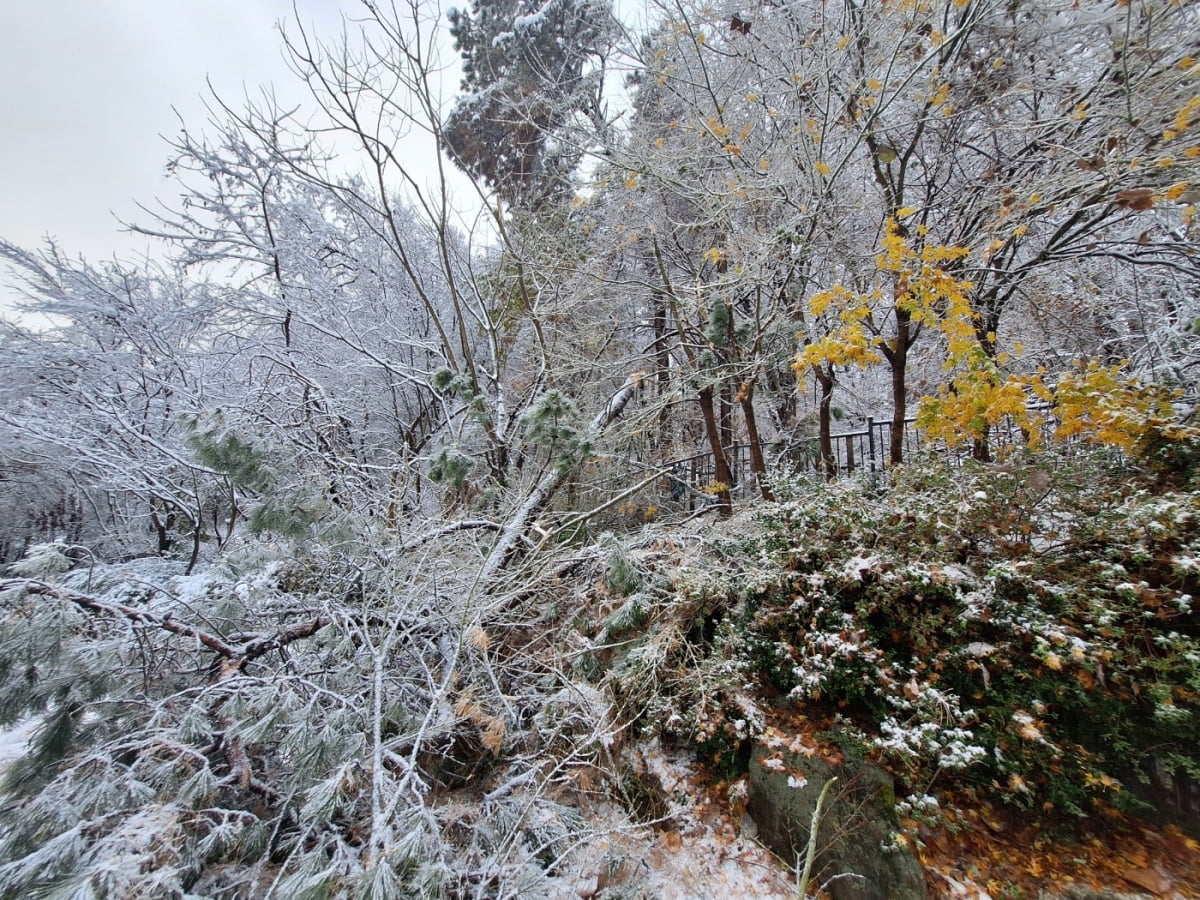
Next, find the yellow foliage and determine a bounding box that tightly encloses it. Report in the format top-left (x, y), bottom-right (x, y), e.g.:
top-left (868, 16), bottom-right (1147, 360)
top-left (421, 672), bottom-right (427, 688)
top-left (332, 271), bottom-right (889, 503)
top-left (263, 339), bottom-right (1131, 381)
top-left (797, 221), bottom-right (974, 381)
top-left (1165, 181), bottom-right (1191, 201)
top-left (1033, 360), bottom-right (1179, 453)
top-left (1164, 96), bottom-right (1200, 141)
top-left (795, 331), bottom-right (883, 371)
top-left (917, 364), bottom-right (1045, 450)
top-left (706, 118), bottom-right (731, 139)
top-left (919, 357), bottom-right (1189, 455)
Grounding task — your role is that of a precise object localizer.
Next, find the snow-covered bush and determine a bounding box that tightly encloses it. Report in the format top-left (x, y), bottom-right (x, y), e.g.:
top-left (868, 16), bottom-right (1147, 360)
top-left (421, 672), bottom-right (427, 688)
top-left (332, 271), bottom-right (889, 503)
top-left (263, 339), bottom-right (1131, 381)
top-left (673, 449), bottom-right (1200, 821)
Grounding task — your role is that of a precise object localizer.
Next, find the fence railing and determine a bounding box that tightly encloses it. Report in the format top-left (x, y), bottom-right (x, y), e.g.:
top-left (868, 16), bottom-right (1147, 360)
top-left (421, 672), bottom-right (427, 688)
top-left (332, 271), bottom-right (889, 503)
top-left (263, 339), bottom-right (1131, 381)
top-left (576, 406), bottom-right (1065, 518)
top-left (663, 416), bottom-right (913, 500)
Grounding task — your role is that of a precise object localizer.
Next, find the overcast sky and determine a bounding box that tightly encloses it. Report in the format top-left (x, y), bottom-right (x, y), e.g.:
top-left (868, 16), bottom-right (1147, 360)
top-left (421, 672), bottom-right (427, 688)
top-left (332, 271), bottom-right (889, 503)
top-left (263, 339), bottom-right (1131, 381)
top-left (0, 2), bottom-right (402, 272)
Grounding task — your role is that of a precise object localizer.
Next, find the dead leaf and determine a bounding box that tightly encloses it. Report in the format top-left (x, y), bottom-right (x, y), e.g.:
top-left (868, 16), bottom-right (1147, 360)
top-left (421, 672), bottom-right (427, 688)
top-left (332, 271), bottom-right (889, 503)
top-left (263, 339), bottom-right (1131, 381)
top-left (1122, 866), bottom-right (1172, 895)
top-left (1115, 187), bottom-right (1155, 211)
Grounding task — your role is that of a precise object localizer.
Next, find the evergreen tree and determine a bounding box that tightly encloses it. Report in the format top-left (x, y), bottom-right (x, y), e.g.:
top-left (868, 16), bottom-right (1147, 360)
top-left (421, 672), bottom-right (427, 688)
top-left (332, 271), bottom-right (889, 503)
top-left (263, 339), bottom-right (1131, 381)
top-left (444, 0), bottom-right (615, 208)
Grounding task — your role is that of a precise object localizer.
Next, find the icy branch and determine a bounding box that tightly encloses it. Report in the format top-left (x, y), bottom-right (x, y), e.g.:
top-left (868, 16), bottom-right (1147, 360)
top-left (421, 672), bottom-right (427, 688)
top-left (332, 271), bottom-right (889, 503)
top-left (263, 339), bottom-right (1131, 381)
top-left (0, 579), bottom-right (329, 670)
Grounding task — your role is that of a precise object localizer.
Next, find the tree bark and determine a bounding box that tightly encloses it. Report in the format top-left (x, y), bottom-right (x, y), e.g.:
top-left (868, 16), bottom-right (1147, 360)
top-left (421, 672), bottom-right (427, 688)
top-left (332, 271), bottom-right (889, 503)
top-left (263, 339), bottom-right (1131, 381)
top-left (815, 365), bottom-right (837, 481)
top-left (698, 386), bottom-right (734, 515)
top-left (738, 379), bottom-right (774, 501)
top-left (885, 308), bottom-right (913, 466)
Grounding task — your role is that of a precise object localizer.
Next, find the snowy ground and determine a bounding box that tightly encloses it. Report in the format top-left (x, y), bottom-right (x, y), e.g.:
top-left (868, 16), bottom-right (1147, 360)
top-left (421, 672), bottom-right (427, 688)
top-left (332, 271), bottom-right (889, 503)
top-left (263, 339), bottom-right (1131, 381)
top-left (547, 739), bottom-right (799, 899)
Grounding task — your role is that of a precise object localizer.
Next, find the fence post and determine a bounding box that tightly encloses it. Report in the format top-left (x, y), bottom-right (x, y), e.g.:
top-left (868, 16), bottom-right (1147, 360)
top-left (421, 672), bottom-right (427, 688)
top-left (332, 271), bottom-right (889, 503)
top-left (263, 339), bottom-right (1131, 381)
top-left (866, 417), bottom-right (876, 471)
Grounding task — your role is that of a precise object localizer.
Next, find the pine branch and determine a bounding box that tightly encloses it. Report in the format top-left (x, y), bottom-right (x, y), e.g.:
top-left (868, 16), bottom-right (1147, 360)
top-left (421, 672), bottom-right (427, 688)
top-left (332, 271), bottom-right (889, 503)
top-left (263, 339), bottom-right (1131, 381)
top-left (479, 373), bottom-right (641, 584)
top-left (0, 578), bottom-right (329, 669)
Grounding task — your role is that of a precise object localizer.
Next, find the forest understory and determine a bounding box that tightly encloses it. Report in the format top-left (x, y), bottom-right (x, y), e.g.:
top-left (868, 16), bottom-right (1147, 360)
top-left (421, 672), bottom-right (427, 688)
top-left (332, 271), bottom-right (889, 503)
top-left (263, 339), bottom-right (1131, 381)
top-left (3, 0), bottom-right (1200, 895)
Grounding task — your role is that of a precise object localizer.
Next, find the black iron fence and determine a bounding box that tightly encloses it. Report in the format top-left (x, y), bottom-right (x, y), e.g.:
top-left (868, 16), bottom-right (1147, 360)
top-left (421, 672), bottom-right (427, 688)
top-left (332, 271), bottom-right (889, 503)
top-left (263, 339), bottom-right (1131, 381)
top-left (576, 405), bottom-right (1067, 520)
top-left (664, 416), bottom-right (913, 499)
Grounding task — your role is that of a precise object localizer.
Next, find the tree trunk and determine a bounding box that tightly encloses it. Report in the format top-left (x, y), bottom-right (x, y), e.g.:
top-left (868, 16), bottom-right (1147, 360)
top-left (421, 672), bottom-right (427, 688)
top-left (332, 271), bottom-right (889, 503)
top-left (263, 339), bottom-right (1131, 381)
top-left (150, 506), bottom-right (174, 554)
top-left (815, 366), bottom-right (837, 481)
top-left (652, 293), bottom-right (672, 449)
top-left (887, 308), bottom-right (913, 466)
top-left (971, 306), bottom-right (1002, 463)
top-left (698, 386), bottom-right (733, 515)
top-left (738, 379), bottom-right (773, 501)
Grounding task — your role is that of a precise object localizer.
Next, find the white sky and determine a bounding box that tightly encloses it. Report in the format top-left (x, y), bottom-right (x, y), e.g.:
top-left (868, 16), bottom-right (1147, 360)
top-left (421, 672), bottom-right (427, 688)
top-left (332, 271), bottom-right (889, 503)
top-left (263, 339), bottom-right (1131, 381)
top-left (0, 1), bottom-right (650, 312)
top-left (0, 1), bottom-right (425, 275)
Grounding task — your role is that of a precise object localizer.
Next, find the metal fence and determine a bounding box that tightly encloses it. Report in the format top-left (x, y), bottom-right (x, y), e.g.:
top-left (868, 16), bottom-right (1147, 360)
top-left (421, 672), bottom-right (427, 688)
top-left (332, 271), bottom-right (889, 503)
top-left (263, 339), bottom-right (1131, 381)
top-left (665, 416), bottom-right (914, 498)
top-left (575, 406), bottom-right (1068, 520)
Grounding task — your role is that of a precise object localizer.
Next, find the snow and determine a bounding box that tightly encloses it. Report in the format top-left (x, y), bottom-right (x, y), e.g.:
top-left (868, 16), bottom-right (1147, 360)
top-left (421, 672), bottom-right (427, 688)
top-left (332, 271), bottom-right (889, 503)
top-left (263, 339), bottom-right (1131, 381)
top-left (513, 0), bottom-right (555, 32)
top-left (0, 717), bottom-right (38, 765)
top-left (620, 740), bottom-right (797, 899)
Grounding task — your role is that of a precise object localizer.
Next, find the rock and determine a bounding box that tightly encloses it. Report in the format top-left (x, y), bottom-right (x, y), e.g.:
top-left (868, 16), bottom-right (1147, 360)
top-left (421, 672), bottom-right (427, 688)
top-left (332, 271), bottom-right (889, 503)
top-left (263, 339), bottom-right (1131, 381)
top-left (1038, 889), bottom-right (1156, 900)
top-left (746, 744), bottom-right (926, 900)
top-left (1126, 758), bottom-right (1200, 837)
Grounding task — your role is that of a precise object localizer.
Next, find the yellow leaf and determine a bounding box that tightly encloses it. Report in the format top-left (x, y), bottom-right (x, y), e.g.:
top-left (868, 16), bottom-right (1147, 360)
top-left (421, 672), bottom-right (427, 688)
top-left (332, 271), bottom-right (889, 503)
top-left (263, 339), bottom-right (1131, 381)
top-left (1165, 181), bottom-right (1191, 201)
top-left (814, 159), bottom-right (831, 176)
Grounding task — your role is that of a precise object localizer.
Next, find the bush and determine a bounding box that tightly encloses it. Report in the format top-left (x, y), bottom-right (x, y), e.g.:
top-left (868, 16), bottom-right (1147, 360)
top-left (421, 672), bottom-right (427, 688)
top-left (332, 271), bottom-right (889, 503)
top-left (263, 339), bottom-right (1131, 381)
top-left (706, 450), bottom-right (1200, 821)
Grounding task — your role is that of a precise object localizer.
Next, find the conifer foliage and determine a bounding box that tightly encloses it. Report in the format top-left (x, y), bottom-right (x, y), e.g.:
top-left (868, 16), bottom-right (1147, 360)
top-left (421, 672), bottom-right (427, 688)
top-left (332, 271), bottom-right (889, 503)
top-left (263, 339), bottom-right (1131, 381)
top-left (444, 0), bottom-right (615, 207)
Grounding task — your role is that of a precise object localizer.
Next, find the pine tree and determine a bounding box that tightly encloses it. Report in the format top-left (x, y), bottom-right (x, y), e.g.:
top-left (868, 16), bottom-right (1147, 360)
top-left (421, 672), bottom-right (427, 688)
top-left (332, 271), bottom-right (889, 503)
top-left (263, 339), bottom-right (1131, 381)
top-left (444, 0), bottom-right (615, 208)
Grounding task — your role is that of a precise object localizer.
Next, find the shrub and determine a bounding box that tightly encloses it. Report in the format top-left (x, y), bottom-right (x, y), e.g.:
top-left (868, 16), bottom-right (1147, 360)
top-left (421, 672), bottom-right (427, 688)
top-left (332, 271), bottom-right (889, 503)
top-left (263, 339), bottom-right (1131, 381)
top-left (712, 449), bottom-right (1200, 820)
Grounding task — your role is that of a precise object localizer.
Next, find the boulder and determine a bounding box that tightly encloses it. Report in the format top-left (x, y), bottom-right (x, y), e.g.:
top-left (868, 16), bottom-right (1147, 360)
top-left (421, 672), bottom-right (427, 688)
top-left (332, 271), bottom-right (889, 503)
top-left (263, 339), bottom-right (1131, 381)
top-left (746, 745), bottom-right (925, 900)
